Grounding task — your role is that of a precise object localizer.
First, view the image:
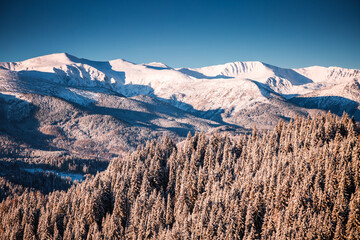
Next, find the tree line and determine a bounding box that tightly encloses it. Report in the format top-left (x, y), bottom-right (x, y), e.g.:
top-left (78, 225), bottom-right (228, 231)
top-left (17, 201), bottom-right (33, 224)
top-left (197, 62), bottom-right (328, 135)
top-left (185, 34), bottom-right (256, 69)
top-left (0, 113), bottom-right (359, 239)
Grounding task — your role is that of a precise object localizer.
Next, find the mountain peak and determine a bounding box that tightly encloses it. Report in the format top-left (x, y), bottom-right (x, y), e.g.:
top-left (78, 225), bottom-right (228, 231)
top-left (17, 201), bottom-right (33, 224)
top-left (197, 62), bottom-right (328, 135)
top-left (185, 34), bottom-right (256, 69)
top-left (222, 61), bottom-right (267, 73)
top-left (1, 52), bottom-right (360, 141)
top-left (188, 60), bottom-right (270, 78)
top-left (19, 52), bottom-right (79, 68)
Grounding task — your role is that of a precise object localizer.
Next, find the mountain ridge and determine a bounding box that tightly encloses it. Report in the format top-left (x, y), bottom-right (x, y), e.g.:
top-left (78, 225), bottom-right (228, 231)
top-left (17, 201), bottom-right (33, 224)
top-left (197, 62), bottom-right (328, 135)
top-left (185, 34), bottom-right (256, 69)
top-left (3, 53), bottom-right (359, 93)
top-left (0, 53), bottom-right (359, 160)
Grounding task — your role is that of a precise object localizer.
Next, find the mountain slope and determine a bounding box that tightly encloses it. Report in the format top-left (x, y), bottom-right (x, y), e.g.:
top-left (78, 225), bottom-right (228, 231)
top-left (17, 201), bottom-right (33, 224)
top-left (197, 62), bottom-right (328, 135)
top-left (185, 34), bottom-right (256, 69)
top-left (1, 114), bottom-right (359, 239)
top-left (0, 53), bottom-right (359, 159)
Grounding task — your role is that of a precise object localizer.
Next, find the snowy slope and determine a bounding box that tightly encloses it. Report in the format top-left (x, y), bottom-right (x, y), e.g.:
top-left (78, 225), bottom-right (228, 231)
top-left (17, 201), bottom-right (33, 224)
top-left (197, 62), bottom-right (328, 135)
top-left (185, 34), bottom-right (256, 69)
top-left (1, 53), bottom-right (360, 128)
top-left (295, 66), bottom-right (360, 84)
top-left (2, 53), bottom-right (359, 161)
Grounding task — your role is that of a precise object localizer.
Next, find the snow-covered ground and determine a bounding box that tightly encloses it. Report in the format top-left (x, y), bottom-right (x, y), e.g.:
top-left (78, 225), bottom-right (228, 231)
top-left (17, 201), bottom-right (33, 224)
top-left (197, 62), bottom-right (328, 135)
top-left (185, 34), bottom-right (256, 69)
top-left (1, 52), bottom-right (359, 130)
top-left (1, 53), bottom-right (359, 112)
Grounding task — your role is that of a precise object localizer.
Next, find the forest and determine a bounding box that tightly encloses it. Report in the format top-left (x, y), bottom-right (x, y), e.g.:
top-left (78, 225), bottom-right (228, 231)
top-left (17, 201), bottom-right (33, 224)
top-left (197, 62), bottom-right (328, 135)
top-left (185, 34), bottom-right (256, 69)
top-left (0, 113), bottom-right (359, 239)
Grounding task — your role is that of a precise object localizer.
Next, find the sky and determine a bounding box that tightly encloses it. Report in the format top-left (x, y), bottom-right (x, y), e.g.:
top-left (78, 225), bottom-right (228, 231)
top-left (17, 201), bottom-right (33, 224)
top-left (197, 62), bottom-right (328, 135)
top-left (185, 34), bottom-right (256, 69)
top-left (0, 0), bottom-right (359, 69)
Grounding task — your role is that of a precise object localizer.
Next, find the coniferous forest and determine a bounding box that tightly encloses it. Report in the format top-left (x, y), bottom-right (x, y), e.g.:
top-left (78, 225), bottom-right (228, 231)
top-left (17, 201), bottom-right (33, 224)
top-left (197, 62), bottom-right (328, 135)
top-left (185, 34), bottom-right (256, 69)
top-left (0, 113), bottom-right (360, 239)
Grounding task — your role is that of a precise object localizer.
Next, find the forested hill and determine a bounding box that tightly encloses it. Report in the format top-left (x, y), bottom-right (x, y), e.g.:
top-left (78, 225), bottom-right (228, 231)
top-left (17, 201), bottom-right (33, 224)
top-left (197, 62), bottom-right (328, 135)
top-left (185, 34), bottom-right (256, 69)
top-left (1, 113), bottom-right (360, 239)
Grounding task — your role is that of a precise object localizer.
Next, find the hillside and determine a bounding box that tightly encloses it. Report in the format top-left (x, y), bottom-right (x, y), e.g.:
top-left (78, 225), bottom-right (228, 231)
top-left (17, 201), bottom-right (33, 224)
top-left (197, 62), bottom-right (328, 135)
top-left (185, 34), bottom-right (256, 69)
top-left (0, 113), bottom-right (359, 239)
top-left (1, 53), bottom-right (359, 162)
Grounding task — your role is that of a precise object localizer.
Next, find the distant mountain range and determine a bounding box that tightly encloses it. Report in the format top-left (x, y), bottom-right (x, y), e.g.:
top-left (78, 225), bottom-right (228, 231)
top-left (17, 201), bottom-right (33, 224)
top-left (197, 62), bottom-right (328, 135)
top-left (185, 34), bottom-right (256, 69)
top-left (1, 53), bottom-right (359, 159)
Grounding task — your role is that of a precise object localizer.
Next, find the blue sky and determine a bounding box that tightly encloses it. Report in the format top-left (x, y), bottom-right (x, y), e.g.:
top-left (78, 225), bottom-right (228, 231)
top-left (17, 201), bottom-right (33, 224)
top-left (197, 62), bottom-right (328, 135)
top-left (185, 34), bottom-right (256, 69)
top-left (1, 0), bottom-right (359, 69)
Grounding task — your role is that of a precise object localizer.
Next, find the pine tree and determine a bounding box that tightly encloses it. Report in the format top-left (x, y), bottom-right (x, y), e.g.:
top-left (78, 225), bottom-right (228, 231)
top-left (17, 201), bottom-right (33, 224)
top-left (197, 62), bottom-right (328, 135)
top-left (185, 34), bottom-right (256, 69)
top-left (346, 191), bottom-right (360, 240)
top-left (0, 113), bottom-right (359, 239)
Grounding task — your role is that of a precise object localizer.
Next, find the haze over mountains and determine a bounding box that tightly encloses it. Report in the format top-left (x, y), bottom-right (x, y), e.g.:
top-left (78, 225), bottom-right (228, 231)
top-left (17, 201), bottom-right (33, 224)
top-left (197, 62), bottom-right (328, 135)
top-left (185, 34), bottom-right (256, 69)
top-left (0, 53), bottom-right (359, 160)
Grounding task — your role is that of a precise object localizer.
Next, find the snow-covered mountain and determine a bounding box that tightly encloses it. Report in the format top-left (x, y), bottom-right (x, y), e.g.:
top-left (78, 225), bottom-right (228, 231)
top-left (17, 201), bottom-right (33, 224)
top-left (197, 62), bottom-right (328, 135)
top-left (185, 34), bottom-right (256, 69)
top-left (1, 53), bottom-right (359, 159)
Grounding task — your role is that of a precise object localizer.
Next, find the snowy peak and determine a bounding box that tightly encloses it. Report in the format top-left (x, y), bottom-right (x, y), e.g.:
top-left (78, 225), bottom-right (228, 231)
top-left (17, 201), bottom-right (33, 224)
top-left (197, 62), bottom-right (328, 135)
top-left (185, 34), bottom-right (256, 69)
top-left (1, 53), bottom-right (360, 110)
top-left (295, 66), bottom-right (360, 84)
top-left (188, 61), bottom-right (269, 78)
top-left (1, 53), bottom-right (360, 132)
top-left (18, 53), bottom-right (78, 69)
top-left (219, 61), bottom-right (269, 77)
top-left (178, 61), bottom-right (315, 96)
